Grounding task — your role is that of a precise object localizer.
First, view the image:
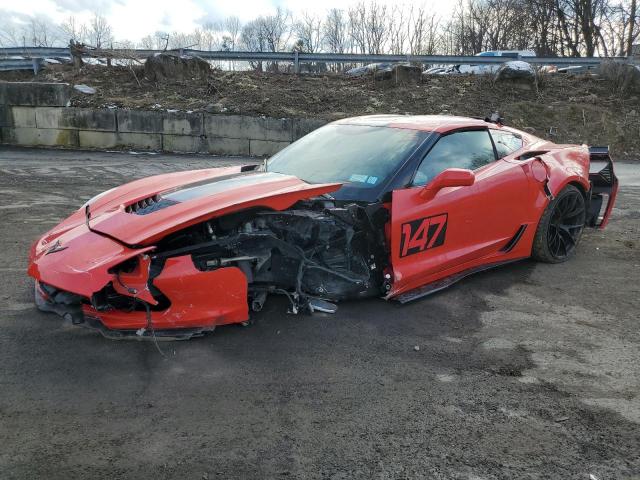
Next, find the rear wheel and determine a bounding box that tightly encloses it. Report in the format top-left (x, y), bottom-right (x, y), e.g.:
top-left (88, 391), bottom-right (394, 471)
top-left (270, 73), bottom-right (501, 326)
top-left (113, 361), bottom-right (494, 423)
top-left (532, 185), bottom-right (586, 263)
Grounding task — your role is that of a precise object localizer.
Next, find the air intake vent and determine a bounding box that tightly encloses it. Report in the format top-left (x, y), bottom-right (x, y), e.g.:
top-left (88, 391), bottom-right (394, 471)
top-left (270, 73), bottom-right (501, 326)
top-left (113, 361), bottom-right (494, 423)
top-left (500, 224), bottom-right (527, 252)
top-left (125, 195), bottom-right (178, 215)
top-left (517, 150), bottom-right (549, 161)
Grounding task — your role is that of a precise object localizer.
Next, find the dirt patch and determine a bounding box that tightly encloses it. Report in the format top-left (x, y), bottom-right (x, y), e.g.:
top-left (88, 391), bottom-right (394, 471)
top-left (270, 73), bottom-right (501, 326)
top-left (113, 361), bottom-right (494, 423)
top-left (2, 64), bottom-right (640, 159)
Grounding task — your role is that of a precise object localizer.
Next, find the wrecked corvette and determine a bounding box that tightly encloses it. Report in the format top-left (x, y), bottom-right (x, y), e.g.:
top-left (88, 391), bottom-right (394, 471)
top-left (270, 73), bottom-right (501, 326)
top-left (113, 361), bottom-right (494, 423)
top-left (28, 115), bottom-right (618, 339)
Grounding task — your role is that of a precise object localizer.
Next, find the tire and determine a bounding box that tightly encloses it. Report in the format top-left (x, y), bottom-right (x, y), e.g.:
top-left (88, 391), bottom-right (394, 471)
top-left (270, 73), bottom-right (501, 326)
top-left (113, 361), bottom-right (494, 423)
top-left (532, 184), bottom-right (586, 263)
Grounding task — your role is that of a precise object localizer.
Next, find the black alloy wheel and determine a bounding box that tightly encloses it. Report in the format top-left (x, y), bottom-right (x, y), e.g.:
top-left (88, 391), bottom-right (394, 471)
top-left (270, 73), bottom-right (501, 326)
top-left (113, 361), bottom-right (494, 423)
top-left (532, 185), bottom-right (586, 263)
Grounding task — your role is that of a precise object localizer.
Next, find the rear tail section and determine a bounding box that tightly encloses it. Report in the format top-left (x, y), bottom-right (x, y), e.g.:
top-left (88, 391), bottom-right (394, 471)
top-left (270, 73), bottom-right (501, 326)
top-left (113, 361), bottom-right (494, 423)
top-left (587, 146), bottom-right (618, 229)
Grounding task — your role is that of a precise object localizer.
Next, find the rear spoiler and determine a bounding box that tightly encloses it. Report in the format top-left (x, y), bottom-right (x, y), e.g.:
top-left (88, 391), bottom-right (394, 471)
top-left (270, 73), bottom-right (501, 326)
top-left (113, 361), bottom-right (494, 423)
top-left (587, 146), bottom-right (618, 229)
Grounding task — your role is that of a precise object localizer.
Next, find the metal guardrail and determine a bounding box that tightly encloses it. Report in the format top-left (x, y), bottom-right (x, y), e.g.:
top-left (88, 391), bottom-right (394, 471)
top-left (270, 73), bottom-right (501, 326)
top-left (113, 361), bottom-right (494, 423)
top-left (0, 46), bottom-right (635, 73)
top-left (0, 47), bottom-right (69, 57)
top-left (191, 50), bottom-right (630, 66)
top-left (0, 58), bottom-right (43, 74)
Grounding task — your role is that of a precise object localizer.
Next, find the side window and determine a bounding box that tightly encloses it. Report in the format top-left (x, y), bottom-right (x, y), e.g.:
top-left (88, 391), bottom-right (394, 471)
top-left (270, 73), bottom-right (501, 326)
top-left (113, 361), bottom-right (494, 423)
top-left (491, 130), bottom-right (523, 159)
top-left (412, 130), bottom-right (496, 186)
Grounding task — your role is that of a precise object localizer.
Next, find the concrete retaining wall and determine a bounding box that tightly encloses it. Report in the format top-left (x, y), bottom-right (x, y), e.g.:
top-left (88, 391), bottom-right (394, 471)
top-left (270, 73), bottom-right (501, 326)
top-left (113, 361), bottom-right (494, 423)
top-left (0, 82), bottom-right (327, 156)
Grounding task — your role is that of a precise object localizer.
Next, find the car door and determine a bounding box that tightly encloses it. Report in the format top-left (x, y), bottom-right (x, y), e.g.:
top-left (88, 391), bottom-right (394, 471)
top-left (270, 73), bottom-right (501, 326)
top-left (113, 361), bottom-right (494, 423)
top-left (389, 129), bottom-right (530, 296)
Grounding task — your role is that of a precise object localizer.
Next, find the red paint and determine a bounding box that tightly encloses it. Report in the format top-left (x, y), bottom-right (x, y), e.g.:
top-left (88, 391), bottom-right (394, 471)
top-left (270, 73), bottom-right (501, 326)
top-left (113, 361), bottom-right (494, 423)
top-left (388, 155), bottom-right (536, 297)
top-left (112, 254), bottom-right (157, 306)
top-left (28, 224), bottom-right (155, 298)
top-left (83, 259), bottom-right (248, 330)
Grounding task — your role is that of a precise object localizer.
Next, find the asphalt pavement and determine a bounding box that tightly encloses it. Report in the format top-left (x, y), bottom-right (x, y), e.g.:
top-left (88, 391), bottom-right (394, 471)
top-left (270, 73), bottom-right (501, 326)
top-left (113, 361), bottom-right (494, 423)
top-left (0, 147), bottom-right (638, 479)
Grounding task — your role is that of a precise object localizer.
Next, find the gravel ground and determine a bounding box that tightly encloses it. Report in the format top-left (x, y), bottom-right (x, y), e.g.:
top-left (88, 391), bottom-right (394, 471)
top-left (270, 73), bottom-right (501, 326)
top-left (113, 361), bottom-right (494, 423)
top-left (0, 147), bottom-right (638, 479)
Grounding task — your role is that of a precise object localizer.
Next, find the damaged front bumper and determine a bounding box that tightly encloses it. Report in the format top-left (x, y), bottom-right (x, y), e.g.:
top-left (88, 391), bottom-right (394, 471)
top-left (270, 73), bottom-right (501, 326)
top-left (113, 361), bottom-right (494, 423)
top-left (29, 222), bottom-right (250, 339)
top-left (33, 259), bottom-right (250, 340)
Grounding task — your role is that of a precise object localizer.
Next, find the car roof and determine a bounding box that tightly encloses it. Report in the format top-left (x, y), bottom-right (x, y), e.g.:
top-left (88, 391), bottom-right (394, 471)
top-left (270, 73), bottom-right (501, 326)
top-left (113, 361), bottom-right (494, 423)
top-left (334, 114), bottom-right (495, 134)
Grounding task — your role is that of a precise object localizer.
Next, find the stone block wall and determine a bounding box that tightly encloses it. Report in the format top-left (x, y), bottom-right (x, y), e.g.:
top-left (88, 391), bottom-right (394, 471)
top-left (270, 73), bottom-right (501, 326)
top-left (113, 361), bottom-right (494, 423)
top-left (0, 82), bottom-right (328, 156)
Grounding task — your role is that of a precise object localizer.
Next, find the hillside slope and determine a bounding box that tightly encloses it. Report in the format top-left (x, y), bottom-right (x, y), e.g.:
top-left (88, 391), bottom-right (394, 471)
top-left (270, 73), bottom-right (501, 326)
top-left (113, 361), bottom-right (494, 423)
top-left (2, 65), bottom-right (639, 159)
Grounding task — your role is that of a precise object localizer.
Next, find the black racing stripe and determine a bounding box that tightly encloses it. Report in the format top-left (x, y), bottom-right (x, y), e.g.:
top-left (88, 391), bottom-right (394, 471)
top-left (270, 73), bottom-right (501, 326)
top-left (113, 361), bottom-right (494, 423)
top-left (161, 172), bottom-right (290, 203)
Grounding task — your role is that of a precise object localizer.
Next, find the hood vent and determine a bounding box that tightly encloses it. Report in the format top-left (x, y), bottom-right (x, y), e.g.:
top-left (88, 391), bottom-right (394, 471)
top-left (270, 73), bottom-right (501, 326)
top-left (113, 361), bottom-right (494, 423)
top-left (124, 172), bottom-right (289, 216)
top-left (125, 195), bottom-right (178, 216)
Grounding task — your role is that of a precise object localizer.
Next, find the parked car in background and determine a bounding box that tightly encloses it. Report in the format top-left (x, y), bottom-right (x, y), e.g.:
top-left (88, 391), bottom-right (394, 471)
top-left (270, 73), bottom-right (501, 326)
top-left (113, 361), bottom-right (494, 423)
top-left (556, 65), bottom-right (598, 74)
top-left (440, 50), bottom-right (536, 75)
top-left (422, 66), bottom-right (447, 76)
top-left (346, 62), bottom-right (409, 77)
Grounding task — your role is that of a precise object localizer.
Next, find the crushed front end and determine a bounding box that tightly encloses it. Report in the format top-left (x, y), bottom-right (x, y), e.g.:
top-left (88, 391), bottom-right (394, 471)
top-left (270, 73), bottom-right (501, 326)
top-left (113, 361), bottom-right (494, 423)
top-left (29, 219), bottom-right (249, 339)
top-left (28, 191), bottom-right (390, 340)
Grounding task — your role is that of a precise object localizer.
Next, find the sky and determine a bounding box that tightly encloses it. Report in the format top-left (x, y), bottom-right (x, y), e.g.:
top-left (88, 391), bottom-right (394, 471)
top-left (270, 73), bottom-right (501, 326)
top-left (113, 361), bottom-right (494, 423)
top-left (0, 0), bottom-right (454, 44)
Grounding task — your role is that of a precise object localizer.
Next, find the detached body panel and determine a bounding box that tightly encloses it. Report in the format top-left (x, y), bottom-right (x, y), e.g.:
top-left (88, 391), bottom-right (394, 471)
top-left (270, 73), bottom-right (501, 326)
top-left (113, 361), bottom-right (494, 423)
top-left (82, 260), bottom-right (248, 331)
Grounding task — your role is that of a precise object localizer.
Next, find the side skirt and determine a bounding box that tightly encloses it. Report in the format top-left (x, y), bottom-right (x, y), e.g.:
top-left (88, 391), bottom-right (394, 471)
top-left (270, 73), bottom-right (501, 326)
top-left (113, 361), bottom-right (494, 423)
top-left (393, 258), bottom-right (526, 304)
top-left (83, 316), bottom-right (216, 341)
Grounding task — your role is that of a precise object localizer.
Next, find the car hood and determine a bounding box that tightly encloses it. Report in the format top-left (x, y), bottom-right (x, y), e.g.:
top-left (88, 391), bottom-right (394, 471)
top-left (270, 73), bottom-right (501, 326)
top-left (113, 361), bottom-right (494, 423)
top-left (85, 167), bottom-right (341, 245)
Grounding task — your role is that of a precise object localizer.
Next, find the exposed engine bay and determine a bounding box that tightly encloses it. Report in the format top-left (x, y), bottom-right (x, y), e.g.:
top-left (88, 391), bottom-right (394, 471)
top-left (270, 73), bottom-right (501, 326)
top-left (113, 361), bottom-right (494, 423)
top-left (93, 199), bottom-right (390, 319)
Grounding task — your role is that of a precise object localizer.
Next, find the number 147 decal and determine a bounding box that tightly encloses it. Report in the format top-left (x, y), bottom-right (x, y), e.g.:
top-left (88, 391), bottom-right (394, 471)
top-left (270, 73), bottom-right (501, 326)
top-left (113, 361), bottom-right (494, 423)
top-left (400, 213), bottom-right (448, 257)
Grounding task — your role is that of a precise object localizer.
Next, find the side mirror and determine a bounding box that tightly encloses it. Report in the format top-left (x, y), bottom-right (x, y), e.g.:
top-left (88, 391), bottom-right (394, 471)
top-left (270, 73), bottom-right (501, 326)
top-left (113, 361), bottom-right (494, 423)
top-left (419, 168), bottom-right (475, 201)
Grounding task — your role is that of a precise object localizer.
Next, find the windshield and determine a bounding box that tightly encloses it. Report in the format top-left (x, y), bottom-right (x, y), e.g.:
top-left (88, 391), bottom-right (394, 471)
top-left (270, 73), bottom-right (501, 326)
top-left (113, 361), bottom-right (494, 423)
top-left (267, 124), bottom-right (428, 199)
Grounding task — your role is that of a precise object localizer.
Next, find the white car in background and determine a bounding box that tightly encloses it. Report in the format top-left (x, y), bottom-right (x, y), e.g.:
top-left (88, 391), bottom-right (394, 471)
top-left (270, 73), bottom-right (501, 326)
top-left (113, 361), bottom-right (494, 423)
top-left (440, 50), bottom-right (536, 75)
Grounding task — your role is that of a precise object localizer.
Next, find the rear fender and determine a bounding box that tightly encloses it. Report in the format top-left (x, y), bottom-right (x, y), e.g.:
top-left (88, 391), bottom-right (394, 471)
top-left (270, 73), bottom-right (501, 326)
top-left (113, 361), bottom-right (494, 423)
top-left (543, 149), bottom-right (590, 196)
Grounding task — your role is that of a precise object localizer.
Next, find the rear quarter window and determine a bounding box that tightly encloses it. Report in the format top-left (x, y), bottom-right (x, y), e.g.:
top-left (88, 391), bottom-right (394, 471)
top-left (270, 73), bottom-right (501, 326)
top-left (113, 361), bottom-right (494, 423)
top-left (491, 130), bottom-right (524, 158)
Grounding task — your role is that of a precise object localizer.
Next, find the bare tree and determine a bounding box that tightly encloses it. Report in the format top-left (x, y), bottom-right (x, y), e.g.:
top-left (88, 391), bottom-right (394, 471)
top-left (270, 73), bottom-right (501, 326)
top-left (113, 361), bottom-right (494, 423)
top-left (529, 0), bottom-right (559, 55)
top-left (348, 3), bottom-right (368, 53)
top-left (167, 31), bottom-right (200, 50)
top-left (553, 0), bottom-right (610, 56)
top-left (241, 20), bottom-right (265, 51)
top-left (139, 35), bottom-right (155, 50)
top-left (196, 23), bottom-right (221, 51)
top-left (422, 11), bottom-right (441, 54)
top-left (294, 12), bottom-right (323, 52)
top-left (626, 0), bottom-right (638, 55)
top-left (60, 16), bottom-right (87, 44)
top-left (259, 7), bottom-right (292, 53)
top-left (0, 23), bottom-right (21, 47)
top-left (88, 13), bottom-right (113, 49)
top-left (26, 17), bottom-right (60, 47)
top-left (241, 19), bottom-right (267, 71)
top-left (407, 6), bottom-right (428, 55)
top-left (140, 31), bottom-right (170, 50)
top-left (388, 6), bottom-right (407, 54)
top-left (348, 1), bottom-right (389, 54)
top-left (225, 16), bottom-right (242, 51)
top-left (2, 0), bottom-right (636, 62)
top-left (323, 9), bottom-right (349, 53)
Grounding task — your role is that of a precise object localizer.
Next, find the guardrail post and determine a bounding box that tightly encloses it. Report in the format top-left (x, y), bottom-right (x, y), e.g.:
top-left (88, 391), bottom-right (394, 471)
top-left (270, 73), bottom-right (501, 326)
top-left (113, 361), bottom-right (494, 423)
top-left (294, 51), bottom-right (299, 74)
top-left (32, 58), bottom-right (41, 75)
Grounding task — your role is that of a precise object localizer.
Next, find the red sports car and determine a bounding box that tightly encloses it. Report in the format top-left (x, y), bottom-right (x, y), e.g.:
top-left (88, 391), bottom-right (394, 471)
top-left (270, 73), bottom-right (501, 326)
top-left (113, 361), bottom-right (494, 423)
top-left (28, 115), bottom-right (618, 339)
